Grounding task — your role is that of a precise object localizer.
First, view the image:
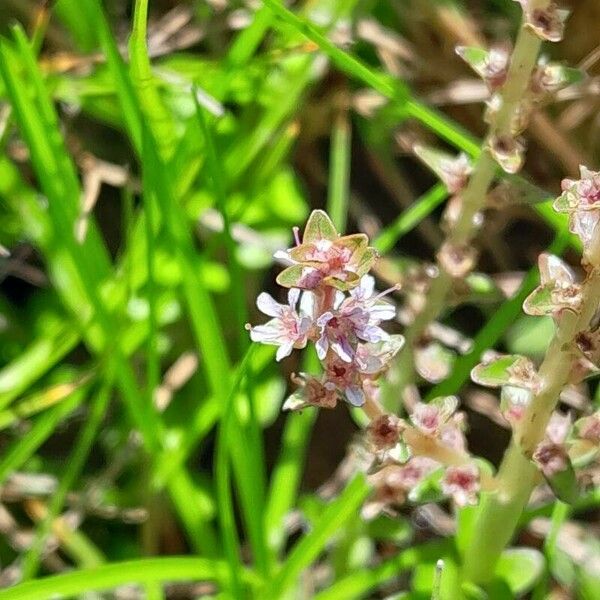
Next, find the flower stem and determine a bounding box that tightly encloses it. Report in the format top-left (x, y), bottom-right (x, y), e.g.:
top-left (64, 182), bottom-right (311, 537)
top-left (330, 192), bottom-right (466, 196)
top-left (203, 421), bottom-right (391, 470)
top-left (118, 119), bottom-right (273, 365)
top-left (384, 8), bottom-right (547, 400)
top-left (462, 250), bottom-right (600, 584)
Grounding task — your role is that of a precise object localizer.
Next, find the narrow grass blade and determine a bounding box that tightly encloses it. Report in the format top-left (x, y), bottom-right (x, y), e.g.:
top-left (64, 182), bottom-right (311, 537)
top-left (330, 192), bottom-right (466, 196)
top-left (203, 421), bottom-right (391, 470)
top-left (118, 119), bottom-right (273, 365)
top-left (0, 557), bottom-right (232, 600)
top-left (313, 540), bottom-right (451, 600)
top-left (214, 346), bottom-right (257, 597)
top-left (0, 387), bottom-right (85, 486)
top-left (268, 474), bottom-right (370, 597)
top-left (327, 110), bottom-right (351, 233)
top-left (20, 377), bottom-right (113, 580)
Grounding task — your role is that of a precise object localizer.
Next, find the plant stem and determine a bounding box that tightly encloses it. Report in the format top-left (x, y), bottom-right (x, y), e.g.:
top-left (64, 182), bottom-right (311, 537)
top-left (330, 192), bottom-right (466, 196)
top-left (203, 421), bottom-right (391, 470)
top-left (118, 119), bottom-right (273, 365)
top-left (385, 8), bottom-right (547, 400)
top-left (462, 238), bottom-right (600, 584)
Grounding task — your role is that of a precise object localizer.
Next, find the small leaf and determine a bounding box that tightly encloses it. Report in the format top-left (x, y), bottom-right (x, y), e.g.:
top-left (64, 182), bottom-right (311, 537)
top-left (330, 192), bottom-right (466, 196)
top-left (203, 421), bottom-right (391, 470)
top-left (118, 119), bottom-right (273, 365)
top-left (495, 548), bottom-right (545, 596)
top-left (302, 209), bottom-right (338, 243)
top-left (276, 264), bottom-right (322, 289)
top-left (471, 354), bottom-right (538, 390)
top-left (522, 285), bottom-right (555, 316)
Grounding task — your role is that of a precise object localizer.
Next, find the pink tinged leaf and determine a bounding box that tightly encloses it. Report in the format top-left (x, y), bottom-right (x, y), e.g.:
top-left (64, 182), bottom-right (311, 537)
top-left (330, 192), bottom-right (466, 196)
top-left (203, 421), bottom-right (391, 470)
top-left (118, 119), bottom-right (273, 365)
top-left (276, 264), bottom-right (323, 289)
top-left (302, 209), bottom-right (339, 243)
top-left (414, 145), bottom-right (473, 193)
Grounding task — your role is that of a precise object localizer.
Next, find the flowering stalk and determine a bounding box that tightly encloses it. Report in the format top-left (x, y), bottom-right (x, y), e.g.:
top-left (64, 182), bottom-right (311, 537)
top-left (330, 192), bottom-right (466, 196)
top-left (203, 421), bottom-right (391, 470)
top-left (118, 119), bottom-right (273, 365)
top-left (463, 167), bottom-right (600, 583)
top-left (248, 211), bottom-right (489, 515)
top-left (386, 0), bottom-right (563, 397)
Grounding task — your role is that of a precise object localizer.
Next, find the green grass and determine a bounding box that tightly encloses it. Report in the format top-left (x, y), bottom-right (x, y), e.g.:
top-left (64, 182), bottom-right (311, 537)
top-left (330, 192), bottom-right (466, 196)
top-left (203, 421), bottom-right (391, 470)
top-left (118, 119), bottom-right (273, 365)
top-left (0, 0), bottom-right (594, 598)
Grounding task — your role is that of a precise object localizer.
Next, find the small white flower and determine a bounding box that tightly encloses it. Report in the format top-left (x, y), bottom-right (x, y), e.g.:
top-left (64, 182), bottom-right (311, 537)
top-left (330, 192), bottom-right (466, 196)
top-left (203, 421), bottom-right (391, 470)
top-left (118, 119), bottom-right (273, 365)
top-left (248, 289), bottom-right (312, 361)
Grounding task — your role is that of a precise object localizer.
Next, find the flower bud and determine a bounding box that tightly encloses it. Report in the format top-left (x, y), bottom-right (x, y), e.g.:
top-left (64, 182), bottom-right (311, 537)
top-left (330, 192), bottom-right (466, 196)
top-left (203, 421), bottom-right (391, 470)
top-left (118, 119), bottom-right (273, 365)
top-left (367, 414), bottom-right (404, 451)
top-left (441, 464), bottom-right (480, 506)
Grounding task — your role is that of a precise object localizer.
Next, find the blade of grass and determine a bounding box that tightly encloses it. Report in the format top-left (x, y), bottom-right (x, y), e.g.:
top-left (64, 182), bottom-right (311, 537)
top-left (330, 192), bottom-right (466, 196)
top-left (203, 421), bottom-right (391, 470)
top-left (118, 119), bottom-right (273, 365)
top-left (194, 97), bottom-right (248, 355)
top-left (327, 110), bottom-right (351, 232)
top-left (373, 183), bottom-right (448, 254)
top-left (0, 322), bottom-right (79, 410)
top-left (0, 557), bottom-right (233, 600)
top-left (214, 346), bottom-right (257, 598)
top-left (0, 387), bottom-right (86, 485)
top-left (313, 540), bottom-right (451, 600)
top-left (267, 474), bottom-right (370, 597)
top-left (79, 0), bottom-right (142, 151)
top-left (21, 376), bottom-right (113, 579)
top-left (129, 0), bottom-right (176, 160)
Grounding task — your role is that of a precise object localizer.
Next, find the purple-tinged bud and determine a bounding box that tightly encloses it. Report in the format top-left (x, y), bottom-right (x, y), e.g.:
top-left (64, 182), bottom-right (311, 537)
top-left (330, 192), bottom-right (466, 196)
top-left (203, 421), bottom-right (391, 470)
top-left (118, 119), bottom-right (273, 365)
top-left (456, 45), bottom-right (510, 91)
top-left (441, 464), bottom-right (480, 506)
top-left (414, 146), bottom-right (473, 194)
top-left (554, 167), bottom-right (600, 254)
top-left (516, 1), bottom-right (569, 43)
top-left (488, 134), bottom-right (525, 174)
top-left (410, 397), bottom-right (458, 436)
top-left (275, 210), bottom-right (378, 292)
top-left (437, 241), bottom-right (477, 279)
top-left (367, 414), bottom-right (405, 451)
top-left (533, 441), bottom-right (569, 478)
top-left (578, 413), bottom-right (600, 444)
top-left (283, 374), bottom-right (339, 411)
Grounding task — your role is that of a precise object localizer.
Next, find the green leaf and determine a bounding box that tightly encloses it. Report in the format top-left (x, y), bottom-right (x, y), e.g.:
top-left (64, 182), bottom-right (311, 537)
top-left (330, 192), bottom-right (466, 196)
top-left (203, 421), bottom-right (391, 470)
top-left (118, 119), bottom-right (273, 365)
top-left (471, 354), bottom-right (537, 389)
top-left (495, 548), bottom-right (545, 596)
top-left (303, 209), bottom-right (339, 242)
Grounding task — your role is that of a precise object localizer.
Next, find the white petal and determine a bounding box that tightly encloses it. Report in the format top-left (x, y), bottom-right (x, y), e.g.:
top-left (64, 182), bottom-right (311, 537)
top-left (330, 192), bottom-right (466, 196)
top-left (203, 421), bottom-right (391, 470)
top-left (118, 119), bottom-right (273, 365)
top-left (276, 342), bottom-right (294, 362)
top-left (256, 292), bottom-right (284, 317)
top-left (315, 335), bottom-right (329, 360)
top-left (299, 291), bottom-right (315, 316)
top-left (249, 321), bottom-right (281, 343)
top-left (273, 250), bottom-right (295, 265)
top-left (287, 288), bottom-right (301, 309)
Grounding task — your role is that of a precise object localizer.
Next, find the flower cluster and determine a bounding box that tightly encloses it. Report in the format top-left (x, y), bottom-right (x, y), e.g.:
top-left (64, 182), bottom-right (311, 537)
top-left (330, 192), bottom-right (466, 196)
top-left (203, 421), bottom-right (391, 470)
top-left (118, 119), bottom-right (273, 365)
top-left (248, 210), bottom-right (403, 409)
top-left (365, 397), bottom-right (481, 513)
top-left (554, 166), bottom-right (600, 259)
top-left (249, 211), bottom-right (484, 514)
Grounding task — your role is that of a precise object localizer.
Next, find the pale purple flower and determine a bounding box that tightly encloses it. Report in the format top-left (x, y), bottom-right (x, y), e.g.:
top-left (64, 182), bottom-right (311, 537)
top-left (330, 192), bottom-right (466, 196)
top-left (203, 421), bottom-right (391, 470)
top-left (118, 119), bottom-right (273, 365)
top-left (554, 167), bottom-right (600, 249)
top-left (441, 464), bottom-right (480, 506)
top-left (323, 356), bottom-right (366, 406)
top-left (315, 276), bottom-right (396, 362)
top-left (248, 289), bottom-right (311, 361)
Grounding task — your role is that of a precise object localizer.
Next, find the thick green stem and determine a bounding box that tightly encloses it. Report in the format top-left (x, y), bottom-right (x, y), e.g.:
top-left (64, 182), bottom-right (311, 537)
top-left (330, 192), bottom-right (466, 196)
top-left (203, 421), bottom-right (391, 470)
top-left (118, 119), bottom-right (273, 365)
top-left (463, 242), bottom-right (600, 584)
